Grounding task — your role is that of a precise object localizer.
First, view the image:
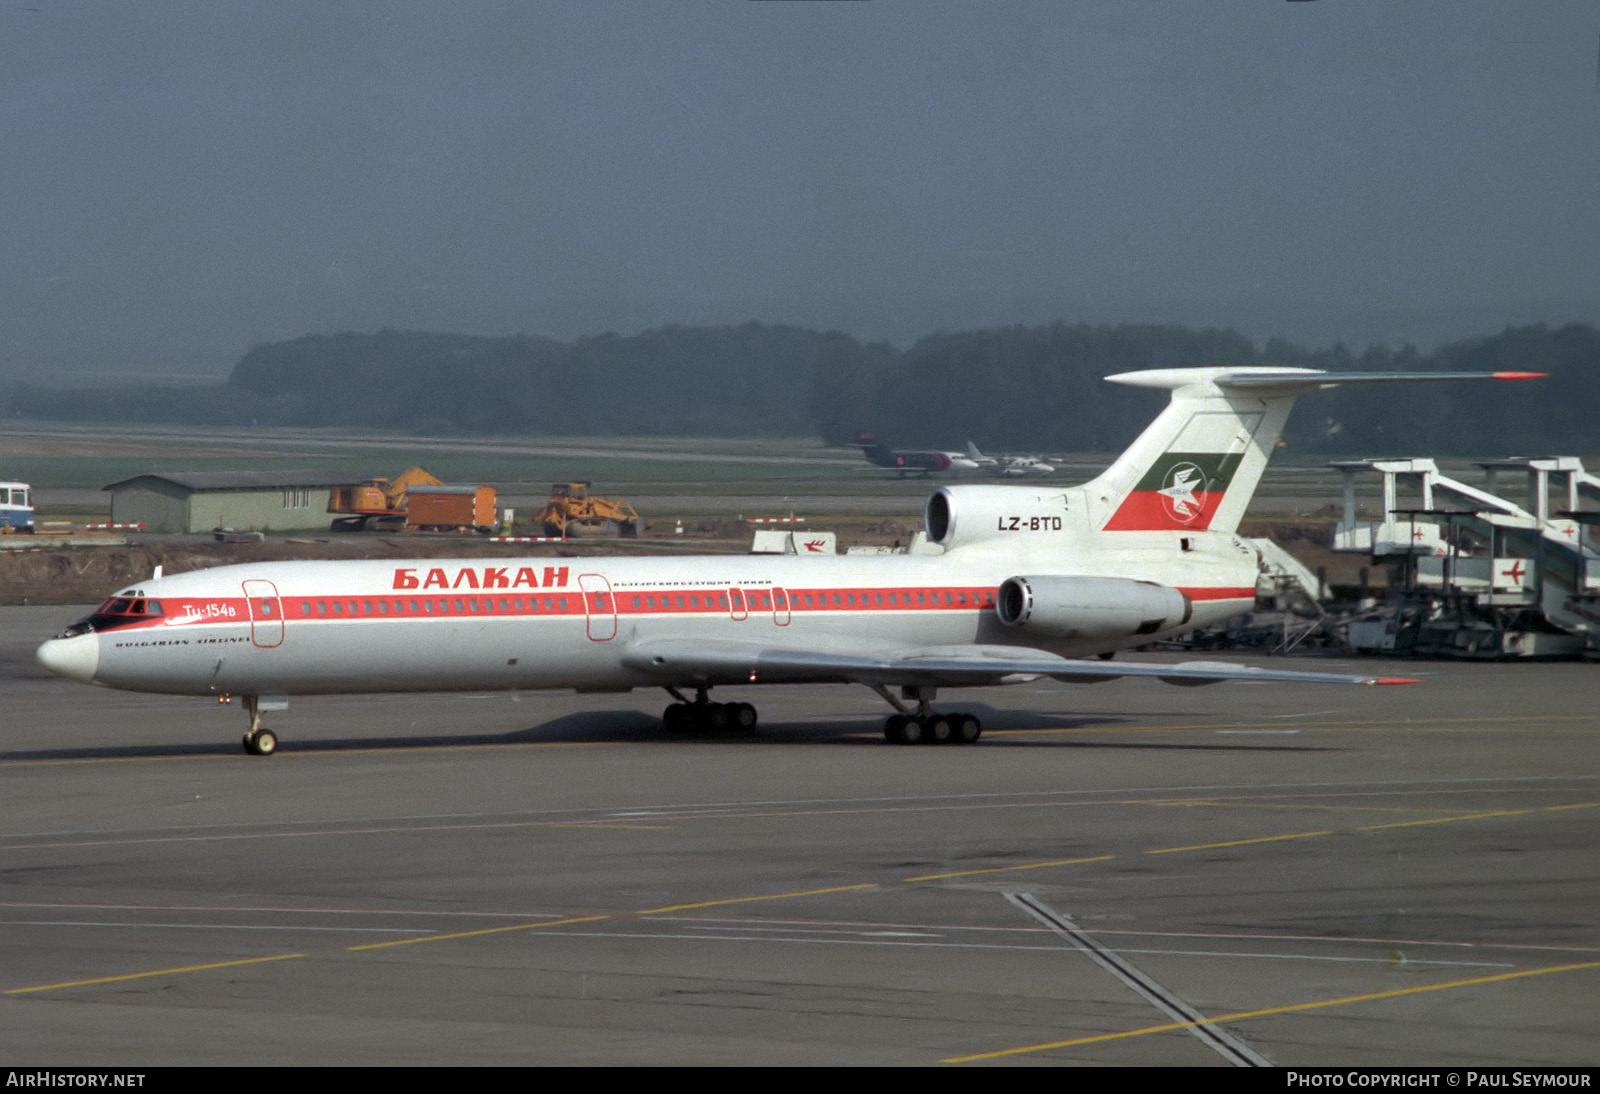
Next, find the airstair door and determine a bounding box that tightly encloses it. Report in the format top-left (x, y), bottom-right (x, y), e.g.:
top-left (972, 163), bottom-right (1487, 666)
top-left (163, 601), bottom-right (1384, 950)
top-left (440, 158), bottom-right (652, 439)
top-left (241, 579), bottom-right (284, 648)
top-left (578, 573), bottom-right (617, 641)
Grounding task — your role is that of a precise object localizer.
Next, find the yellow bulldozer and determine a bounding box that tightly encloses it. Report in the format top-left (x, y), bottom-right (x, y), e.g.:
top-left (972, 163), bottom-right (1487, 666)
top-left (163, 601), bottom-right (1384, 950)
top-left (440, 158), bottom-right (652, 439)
top-left (535, 482), bottom-right (640, 538)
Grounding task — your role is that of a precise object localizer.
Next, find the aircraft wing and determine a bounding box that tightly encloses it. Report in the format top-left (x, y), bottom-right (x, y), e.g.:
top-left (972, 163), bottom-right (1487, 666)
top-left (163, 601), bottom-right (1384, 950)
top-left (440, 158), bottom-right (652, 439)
top-left (620, 638), bottom-right (1416, 689)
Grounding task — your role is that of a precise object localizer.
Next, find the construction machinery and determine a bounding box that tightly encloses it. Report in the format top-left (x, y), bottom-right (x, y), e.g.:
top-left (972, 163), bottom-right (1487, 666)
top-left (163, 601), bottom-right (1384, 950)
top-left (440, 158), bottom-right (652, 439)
top-left (329, 468), bottom-right (496, 534)
top-left (535, 482), bottom-right (640, 538)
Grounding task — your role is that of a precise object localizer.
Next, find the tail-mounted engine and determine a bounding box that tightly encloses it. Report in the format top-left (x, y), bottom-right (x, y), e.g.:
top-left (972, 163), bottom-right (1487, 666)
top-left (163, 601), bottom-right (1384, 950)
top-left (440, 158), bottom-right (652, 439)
top-left (996, 575), bottom-right (1192, 642)
top-left (925, 486), bottom-right (1071, 550)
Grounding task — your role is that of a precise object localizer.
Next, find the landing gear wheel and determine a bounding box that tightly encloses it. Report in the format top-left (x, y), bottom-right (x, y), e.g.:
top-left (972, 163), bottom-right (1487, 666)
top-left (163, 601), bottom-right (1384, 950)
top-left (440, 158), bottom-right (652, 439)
top-left (898, 716), bottom-right (926, 745)
top-left (662, 703), bottom-right (691, 733)
top-left (953, 715), bottom-right (982, 744)
top-left (730, 702), bottom-right (758, 730)
top-left (242, 728), bottom-right (277, 756)
top-left (703, 703), bottom-right (730, 731)
top-left (884, 714), bottom-right (909, 743)
top-left (926, 716), bottom-right (955, 744)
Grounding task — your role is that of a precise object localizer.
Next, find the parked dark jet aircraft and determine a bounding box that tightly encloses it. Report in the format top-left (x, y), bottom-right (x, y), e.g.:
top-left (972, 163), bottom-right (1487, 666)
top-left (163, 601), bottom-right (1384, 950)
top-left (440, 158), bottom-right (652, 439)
top-left (853, 432), bottom-right (979, 475)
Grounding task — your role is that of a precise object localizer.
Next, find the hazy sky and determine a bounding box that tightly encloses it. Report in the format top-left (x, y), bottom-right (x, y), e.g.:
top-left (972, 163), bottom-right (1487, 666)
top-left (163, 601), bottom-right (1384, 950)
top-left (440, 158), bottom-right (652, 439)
top-left (4, 1), bottom-right (1598, 379)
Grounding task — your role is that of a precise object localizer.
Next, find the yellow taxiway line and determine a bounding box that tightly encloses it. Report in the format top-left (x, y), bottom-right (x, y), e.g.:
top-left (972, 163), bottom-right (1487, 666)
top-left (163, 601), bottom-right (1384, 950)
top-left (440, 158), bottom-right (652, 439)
top-left (4, 952), bottom-right (308, 995)
top-left (944, 959), bottom-right (1600, 1063)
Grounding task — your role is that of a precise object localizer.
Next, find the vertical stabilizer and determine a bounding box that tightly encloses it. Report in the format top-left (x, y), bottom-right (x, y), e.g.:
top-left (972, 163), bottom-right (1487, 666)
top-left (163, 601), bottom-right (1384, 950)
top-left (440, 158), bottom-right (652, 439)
top-left (1088, 368), bottom-right (1309, 535)
top-left (1084, 366), bottom-right (1544, 536)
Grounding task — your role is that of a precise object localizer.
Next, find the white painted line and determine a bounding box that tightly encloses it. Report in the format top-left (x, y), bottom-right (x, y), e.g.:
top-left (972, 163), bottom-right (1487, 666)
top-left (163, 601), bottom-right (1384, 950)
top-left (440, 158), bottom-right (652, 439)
top-left (1007, 891), bottom-right (1272, 1067)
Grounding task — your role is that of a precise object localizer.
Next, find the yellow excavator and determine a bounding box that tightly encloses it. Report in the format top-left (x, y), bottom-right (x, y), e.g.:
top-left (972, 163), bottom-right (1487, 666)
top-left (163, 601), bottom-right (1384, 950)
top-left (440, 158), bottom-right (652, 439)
top-left (535, 482), bottom-right (640, 538)
top-left (327, 467), bottom-right (443, 531)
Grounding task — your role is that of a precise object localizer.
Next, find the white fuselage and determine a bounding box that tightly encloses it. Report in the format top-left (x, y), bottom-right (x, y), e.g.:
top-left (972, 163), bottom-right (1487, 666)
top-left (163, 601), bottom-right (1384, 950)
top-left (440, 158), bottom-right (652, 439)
top-left (41, 523), bottom-right (1259, 700)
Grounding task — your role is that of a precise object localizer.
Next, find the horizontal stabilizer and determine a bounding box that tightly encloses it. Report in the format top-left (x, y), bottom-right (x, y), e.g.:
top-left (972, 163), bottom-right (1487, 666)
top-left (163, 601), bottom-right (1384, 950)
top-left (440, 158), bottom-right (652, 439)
top-left (1106, 366), bottom-right (1546, 392)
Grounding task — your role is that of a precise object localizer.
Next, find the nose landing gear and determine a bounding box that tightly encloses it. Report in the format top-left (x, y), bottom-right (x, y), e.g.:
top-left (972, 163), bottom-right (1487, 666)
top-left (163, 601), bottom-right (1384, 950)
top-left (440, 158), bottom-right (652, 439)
top-left (239, 694), bottom-right (284, 755)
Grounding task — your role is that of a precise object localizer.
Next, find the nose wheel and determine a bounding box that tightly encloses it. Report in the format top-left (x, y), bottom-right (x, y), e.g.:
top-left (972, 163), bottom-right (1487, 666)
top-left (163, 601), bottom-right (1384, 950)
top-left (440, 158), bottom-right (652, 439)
top-left (243, 728), bottom-right (278, 756)
top-left (239, 694), bottom-right (281, 756)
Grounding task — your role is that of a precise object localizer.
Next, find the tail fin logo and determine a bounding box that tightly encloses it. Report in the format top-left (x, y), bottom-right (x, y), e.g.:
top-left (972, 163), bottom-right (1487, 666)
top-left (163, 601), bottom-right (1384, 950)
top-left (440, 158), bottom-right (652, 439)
top-left (1102, 452), bottom-right (1240, 532)
top-left (1159, 462), bottom-right (1207, 524)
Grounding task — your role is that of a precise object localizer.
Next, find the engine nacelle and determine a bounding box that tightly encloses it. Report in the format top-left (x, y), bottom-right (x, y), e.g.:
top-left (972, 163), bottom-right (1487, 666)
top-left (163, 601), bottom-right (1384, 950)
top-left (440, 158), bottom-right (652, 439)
top-left (925, 486), bottom-right (1070, 549)
top-left (995, 575), bottom-right (1192, 642)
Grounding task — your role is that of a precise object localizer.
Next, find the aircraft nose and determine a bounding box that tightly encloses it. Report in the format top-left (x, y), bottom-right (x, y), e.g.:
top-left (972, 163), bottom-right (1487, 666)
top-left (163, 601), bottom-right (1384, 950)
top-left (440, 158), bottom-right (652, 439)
top-left (36, 633), bottom-right (99, 684)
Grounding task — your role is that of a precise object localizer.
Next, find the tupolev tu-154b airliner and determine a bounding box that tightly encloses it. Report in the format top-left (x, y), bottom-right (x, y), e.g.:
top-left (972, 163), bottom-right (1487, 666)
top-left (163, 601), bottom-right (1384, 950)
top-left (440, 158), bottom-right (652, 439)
top-left (37, 366), bottom-right (1540, 755)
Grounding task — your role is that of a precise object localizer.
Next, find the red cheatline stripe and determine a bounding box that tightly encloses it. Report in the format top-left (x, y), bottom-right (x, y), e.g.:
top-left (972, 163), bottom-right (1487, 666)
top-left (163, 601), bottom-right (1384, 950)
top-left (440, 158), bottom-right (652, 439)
top-left (95, 582), bottom-right (1254, 631)
top-left (1179, 587), bottom-right (1256, 601)
top-left (1492, 371), bottom-right (1548, 380)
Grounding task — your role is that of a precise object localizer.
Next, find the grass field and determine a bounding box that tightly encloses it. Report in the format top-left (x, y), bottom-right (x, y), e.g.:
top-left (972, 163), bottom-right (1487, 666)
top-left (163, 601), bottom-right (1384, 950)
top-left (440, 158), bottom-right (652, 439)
top-left (4, 418), bottom-right (1587, 523)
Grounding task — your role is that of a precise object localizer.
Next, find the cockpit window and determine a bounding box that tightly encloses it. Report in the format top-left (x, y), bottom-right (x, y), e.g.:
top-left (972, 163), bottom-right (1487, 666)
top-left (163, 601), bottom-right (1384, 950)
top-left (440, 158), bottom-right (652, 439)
top-left (80, 595), bottom-right (164, 633)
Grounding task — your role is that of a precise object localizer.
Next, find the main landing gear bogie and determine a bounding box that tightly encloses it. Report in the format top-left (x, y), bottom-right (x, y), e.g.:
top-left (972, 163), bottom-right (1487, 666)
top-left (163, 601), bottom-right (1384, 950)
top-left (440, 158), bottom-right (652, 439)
top-left (661, 688), bottom-right (758, 735)
top-left (883, 712), bottom-right (981, 745)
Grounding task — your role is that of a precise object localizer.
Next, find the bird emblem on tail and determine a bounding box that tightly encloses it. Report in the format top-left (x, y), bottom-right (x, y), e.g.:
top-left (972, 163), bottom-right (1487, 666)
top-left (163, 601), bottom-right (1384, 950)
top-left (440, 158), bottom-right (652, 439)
top-left (1157, 462), bottom-right (1208, 524)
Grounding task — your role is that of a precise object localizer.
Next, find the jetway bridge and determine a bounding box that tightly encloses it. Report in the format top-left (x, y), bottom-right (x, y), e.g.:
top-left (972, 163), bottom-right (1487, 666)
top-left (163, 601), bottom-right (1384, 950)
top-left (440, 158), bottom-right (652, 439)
top-left (1331, 457), bottom-right (1599, 658)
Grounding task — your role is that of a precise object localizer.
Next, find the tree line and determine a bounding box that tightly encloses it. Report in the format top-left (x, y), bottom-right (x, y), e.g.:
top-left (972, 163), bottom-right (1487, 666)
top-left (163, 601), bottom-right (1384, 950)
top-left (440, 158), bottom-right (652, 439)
top-left (6, 320), bottom-right (1596, 456)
